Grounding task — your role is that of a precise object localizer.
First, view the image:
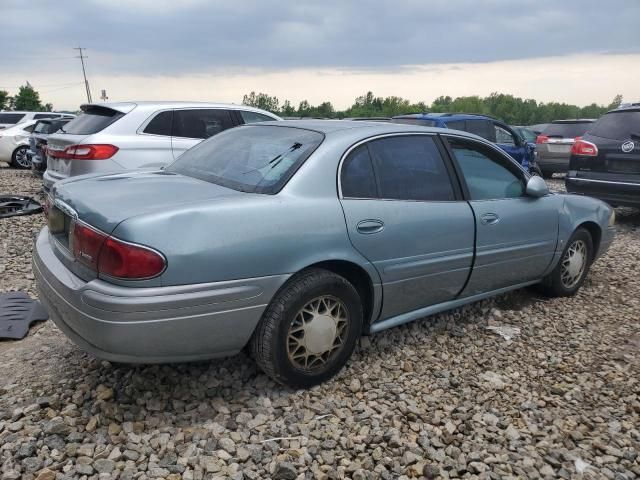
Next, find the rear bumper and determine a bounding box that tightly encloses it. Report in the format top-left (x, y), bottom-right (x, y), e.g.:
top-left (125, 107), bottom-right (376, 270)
top-left (565, 173), bottom-right (640, 207)
top-left (33, 228), bottom-right (289, 363)
top-left (537, 156), bottom-right (569, 172)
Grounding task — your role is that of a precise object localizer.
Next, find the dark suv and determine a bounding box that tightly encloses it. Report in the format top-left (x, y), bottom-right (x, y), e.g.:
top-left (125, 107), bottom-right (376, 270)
top-left (391, 113), bottom-right (539, 174)
top-left (566, 104), bottom-right (640, 207)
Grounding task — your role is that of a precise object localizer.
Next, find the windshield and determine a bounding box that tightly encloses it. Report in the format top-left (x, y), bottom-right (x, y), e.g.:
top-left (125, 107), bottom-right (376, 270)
top-left (0, 113), bottom-right (26, 124)
top-left (62, 106), bottom-right (124, 135)
top-left (542, 122), bottom-right (592, 138)
top-left (588, 110), bottom-right (640, 140)
top-left (167, 125), bottom-right (324, 194)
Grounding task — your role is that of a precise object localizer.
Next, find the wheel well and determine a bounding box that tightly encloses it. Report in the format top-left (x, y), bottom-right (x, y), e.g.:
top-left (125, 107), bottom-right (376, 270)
top-left (577, 221), bottom-right (601, 258)
top-left (305, 260), bottom-right (375, 327)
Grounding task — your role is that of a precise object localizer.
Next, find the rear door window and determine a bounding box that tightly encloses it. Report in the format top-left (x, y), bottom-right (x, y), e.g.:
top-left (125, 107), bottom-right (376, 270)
top-left (495, 125), bottom-right (516, 145)
top-left (341, 145), bottom-right (378, 198)
top-left (173, 109), bottom-right (233, 139)
top-left (367, 136), bottom-right (455, 201)
top-left (239, 111), bottom-right (275, 124)
top-left (33, 121), bottom-right (50, 134)
top-left (34, 113), bottom-right (59, 120)
top-left (143, 110), bottom-right (173, 136)
top-left (466, 120), bottom-right (496, 141)
top-left (62, 106), bottom-right (125, 135)
top-left (543, 122), bottom-right (593, 138)
top-left (588, 111), bottom-right (640, 140)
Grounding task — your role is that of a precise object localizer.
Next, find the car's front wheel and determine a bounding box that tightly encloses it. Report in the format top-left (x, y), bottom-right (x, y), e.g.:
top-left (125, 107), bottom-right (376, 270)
top-left (540, 227), bottom-right (593, 297)
top-left (251, 268), bottom-right (363, 388)
top-left (11, 146), bottom-right (31, 169)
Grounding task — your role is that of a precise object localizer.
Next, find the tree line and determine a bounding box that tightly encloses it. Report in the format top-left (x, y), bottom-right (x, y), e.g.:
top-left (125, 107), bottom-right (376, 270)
top-left (243, 91), bottom-right (624, 125)
top-left (0, 83), bottom-right (53, 112)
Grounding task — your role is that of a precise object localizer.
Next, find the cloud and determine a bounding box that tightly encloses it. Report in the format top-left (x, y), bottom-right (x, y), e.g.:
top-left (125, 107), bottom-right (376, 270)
top-left (0, 0), bottom-right (638, 78)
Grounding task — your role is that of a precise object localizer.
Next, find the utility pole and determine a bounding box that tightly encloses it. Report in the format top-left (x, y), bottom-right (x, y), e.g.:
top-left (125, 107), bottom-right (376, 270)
top-left (74, 47), bottom-right (92, 103)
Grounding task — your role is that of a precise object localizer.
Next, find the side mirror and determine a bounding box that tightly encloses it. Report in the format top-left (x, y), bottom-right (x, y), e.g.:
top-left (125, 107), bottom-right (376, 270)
top-left (526, 175), bottom-right (549, 198)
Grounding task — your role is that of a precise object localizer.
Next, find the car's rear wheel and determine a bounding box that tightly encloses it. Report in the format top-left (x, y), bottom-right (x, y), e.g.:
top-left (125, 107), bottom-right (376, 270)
top-left (11, 146), bottom-right (30, 169)
top-left (251, 268), bottom-right (363, 388)
top-left (539, 228), bottom-right (593, 297)
top-left (541, 170), bottom-right (553, 179)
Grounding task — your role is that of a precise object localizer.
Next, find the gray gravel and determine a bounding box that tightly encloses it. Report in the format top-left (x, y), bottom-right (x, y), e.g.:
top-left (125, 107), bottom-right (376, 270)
top-left (1, 167), bottom-right (639, 480)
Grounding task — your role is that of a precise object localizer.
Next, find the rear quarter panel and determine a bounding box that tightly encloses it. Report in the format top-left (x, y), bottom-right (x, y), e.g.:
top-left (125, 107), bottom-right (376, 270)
top-left (557, 193), bottom-right (612, 258)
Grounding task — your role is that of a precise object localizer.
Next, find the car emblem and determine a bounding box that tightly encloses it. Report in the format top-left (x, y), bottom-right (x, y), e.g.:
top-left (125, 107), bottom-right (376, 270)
top-left (622, 141), bottom-right (635, 153)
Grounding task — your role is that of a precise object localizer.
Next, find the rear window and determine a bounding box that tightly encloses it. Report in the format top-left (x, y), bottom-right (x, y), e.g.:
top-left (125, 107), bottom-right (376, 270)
top-left (542, 122), bottom-right (592, 138)
top-left (33, 113), bottom-right (59, 120)
top-left (166, 125), bottom-right (324, 194)
top-left (588, 111), bottom-right (640, 141)
top-left (33, 121), bottom-right (51, 134)
top-left (391, 118), bottom-right (437, 127)
top-left (0, 113), bottom-right (25, 124)
top-left (62, 106), bottom-right (124, 135)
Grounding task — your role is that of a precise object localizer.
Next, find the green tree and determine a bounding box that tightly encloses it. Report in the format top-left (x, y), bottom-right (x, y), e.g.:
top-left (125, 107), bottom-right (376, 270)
top-left (297, 100), bottom-right (312, 117)
top-left (280, 100), bottom-right (296, 116)
top-left (13, 83), bottom-right (44, 111)
top-left (0, 90), bottom-right (10, 110)
top-left (242, 91), bottom-right (280, 113)
top-left (607, 94), bottom-right (623, 110)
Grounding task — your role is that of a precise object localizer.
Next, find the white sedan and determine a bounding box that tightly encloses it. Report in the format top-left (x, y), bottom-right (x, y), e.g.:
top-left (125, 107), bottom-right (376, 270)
top-left (0, 120), bottom-right (36, 168)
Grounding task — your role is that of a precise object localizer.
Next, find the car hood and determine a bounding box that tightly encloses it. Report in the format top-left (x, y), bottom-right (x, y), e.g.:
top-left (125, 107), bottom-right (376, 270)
top-left (52, 171), bottom-right (242, 233)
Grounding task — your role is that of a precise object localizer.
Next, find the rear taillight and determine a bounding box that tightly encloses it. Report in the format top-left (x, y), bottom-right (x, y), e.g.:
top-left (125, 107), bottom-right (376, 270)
top-left (98, 237), bottom-right (166, 279)
top-left (48, 144), bottom-right (119, 160)
top-left (71, 222), bottom-right (165, 279)
top-left (571, 139), bottom-right (598, 157)
top-left (536, 135), bottom-right (549, 144)
top-left (72, 223), bottom-right (107, 271)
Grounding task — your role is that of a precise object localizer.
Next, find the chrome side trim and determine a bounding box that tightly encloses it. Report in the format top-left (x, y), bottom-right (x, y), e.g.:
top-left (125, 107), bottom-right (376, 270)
top-left (567, 177), bottom-right (640, 187)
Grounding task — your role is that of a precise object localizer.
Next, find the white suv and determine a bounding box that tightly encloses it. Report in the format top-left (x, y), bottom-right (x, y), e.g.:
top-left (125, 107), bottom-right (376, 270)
top-left (43, 102), bottom-right (281, 191)
top-left (0, 111), bottom-right (75, 130)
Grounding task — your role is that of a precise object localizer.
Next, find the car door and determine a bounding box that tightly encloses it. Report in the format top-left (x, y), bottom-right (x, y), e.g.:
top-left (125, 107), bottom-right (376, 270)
top-left (493, 123), bottom-right (528, 168)
top-left (443, 135), bottom-right (559, 296)
top-left (171, 109), bottom-right (235, 159)
top-left (339, 134), bottom-right (475, 320)
top-left (134, 110), bottom-right (176, 168)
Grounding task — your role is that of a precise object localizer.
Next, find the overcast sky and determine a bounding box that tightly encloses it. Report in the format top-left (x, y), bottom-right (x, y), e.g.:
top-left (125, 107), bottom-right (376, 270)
top-left (0, 0), bottom-right (638, 110)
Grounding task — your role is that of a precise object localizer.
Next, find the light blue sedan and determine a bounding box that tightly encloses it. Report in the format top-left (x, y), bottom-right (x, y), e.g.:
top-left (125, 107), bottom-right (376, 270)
top-left (34, 120), bottom-right (615, 387)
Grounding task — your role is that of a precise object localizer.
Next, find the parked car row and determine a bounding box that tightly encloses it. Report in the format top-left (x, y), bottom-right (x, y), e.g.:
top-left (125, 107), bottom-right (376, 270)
top-left (0, 110), bottom-right (74, 130)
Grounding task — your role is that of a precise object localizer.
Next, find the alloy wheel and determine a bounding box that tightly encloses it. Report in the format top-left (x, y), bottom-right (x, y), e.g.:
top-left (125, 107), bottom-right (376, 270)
top-left (560, 239), bottom-right (587, 289)
top-left (287, 295), bottom-right (349, 371)
top-left (15, 147), bottom-right (31, 168)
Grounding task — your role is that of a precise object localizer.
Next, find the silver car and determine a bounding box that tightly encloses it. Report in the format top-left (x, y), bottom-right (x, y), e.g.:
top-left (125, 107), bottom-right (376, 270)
top-left (43, 101), bottom-right (281, 191)
top-left (34, 121), bottom-right (615, 388)
top-left (535, 119), bottom-right (595, 177)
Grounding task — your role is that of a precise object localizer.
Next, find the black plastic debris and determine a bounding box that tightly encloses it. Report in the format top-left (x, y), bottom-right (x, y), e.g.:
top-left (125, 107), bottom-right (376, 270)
top-left (0, 195), bottom-right (43, 218)
top-left (0, 292), bottom-right (49, 340)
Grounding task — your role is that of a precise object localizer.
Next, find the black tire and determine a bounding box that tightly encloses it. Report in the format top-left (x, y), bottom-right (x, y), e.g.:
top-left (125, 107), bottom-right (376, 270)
top-left (539, 228), bottom-right (593, 297)
top-left (11, 146), bottom-right (30, 169)
top-left (251, 268), bottom-right (363, 388)
top-left (541, 170), bottom-right (553, 179)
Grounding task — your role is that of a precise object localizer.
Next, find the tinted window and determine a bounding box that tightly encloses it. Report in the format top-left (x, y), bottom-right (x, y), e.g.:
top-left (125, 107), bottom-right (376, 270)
top-left (466, 120), bottom-right (496, 141)
top-left (173, 109), bottom-right (233, 139)
top-left (367, 136), bottom-right (455, 201)
top-left (34, 113), bottom-right (58, 119)
top-left (449, 139), bottom-right (525, 200)
top-left (0, 113), bottom-right (25, 124)
top-left (588, 111), bottom-right (640, 140)
top-left (240, 111), bottom-right (275, 124)
top-left (33, 121), bottom-right (50, 134)
top-left (23, 124), bottom-right (35, 133)
top-left (543, 122), bottom-right (593, 138)
top-left (446, 120), bottom-right (466, 131)
top-left (167, 125), bottom-right (323, 194)
top-left (495, 125), bottom-right (516, 145)
top-left (63, 106), bottom-right (125, 135)
top-left (391, 118), bottom-right (437, 127)
top-left (341, 145), bottom-right (377, 198)
top-left (143, 110), bottom-right (173, 136)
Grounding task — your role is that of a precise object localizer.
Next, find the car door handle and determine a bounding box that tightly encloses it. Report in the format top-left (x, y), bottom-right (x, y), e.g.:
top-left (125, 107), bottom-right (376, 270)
top-left (356, 219), bottom-right (384, 234)
top-left (480, 213), bottom-right (500, 225)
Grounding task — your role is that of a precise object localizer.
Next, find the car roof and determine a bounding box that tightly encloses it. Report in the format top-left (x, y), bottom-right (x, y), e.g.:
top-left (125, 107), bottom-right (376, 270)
top-left (550, 119), bottom-right (595, 123)
top-left (80, 101), bottom-right (282, 117)
top-left (393, 112), bottom-right (499, 122)
top-left (246, 119), bottom-right (479, 138)
top-left (608, 103), bottom-right (640, 113)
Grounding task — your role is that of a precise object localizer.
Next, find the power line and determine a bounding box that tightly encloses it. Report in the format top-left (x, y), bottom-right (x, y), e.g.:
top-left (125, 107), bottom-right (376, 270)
top-left (74, 47), bottom-right (92, 103)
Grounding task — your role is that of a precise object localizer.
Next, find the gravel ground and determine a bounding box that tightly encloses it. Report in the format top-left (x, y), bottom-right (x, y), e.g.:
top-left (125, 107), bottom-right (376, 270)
top-left (1, 166), bottom-right (639, 480)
